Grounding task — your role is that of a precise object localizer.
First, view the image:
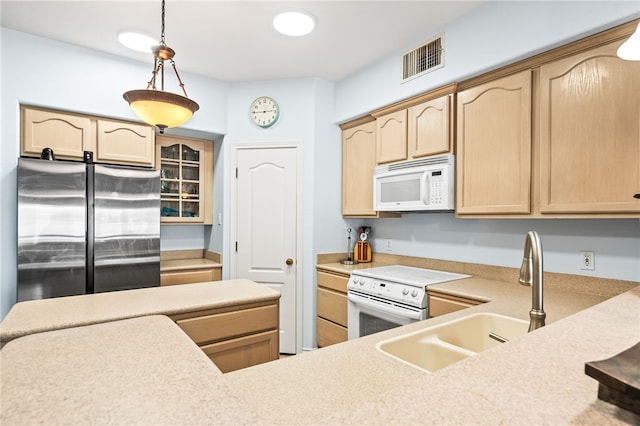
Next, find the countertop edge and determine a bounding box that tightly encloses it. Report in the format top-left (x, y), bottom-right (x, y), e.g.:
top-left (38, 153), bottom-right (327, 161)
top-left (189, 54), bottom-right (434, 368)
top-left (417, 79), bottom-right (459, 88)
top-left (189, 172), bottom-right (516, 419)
top-left (0, 279), bottom-right (280, 344)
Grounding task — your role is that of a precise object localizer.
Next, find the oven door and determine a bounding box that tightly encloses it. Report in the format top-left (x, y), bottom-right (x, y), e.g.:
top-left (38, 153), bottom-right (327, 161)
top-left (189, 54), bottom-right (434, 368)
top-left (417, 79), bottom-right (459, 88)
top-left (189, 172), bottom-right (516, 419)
top-left (347, 291), bottom-right (427, 340)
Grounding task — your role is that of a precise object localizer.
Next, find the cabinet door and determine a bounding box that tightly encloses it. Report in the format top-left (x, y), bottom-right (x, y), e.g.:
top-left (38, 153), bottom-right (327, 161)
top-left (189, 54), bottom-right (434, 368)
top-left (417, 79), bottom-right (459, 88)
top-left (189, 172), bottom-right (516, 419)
top-left (317, 287), bottom-right (347, 327)
top-left (156, 135), bottom-right (213, 224)
top-left (376, 109), bottom-right (407, 164)
top-left (96, 119), bottom-right (155, 167)
top-left (456, 70), bottom-right (532, 214)
top-left (317, 317), bottom-right (347, 348)
top-left (200, 330), bottom-right (279, 373)
top-left (21, 106), bottom-right (92, 160)
top-left (342, 121), bottom-right (379, 217)
top-left (539, 40), bottom-right (640, 213)
top-left (408, 94), bottom-right (452, 158)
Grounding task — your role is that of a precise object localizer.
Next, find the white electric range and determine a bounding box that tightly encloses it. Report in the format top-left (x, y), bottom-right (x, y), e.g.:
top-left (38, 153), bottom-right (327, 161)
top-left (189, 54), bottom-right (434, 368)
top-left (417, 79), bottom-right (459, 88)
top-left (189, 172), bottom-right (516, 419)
top-left (346, 265), bottom-right (470, 339)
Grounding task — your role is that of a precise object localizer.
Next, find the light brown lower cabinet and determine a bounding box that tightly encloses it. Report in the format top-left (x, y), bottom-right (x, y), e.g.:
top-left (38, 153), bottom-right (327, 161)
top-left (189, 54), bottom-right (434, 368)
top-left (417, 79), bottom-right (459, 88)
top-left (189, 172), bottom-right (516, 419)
top-left (170, 301), bottom-right (279, 373)
top-left (316, 270), bottom-right (349, 348)
top-left (200, 330), bottom-right (279, 373)
top-left (428, 291), bottom-right (483, 317)
top-left (160, 268), bottom-right (222, 286)
top-left (317, 317), bottom-right (347, 347)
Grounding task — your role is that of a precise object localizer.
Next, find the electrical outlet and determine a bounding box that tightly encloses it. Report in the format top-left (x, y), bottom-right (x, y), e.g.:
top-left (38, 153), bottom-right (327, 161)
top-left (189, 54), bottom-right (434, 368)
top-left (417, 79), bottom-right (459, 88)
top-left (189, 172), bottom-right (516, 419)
top-left (580, 251), bottom-right (595, 271)
top-left (386, 239), bottom-right (392, 251)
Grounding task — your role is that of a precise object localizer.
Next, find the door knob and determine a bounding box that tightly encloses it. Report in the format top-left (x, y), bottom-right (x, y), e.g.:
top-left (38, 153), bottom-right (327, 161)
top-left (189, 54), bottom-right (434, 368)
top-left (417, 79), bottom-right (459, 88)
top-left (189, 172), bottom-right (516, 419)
top-left (286, 258), bottom-right (294, 266)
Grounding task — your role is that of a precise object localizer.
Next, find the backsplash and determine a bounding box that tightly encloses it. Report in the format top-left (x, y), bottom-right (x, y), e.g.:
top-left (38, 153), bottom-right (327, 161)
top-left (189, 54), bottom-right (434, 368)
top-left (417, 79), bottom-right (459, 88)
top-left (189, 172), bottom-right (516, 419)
top-left (317, 252), bottom-right (638, 298)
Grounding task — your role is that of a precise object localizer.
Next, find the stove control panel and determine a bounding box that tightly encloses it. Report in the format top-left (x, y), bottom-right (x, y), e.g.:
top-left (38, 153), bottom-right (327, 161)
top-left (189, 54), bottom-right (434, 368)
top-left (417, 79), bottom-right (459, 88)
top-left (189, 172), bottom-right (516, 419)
top-left (347, 275), bottom-right (427, 308)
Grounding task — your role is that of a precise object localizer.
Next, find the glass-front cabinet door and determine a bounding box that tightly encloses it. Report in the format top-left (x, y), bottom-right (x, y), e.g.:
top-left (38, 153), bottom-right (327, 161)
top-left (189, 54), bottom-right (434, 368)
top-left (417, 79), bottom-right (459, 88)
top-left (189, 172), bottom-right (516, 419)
top-left (156, 135), bottom-right (213, 224)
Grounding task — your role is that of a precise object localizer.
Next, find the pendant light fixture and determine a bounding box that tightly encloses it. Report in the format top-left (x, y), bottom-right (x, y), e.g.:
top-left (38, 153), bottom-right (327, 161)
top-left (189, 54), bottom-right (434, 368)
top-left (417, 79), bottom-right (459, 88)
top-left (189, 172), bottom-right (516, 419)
top-left (123, 0), bottom-right (199, 133)
top-left (617, 22), bottom-right (640, 61)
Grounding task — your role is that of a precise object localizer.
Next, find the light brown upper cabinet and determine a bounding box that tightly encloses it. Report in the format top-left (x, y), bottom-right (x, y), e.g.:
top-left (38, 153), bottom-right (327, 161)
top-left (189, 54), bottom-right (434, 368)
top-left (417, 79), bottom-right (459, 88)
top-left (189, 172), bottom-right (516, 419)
top-left (456, 70), bottom-right (533, 215)
top-left (408, 94), bottom-right (453, 158)
top-left (21, 107), bottom-right (92, 160)
top-left (375, 109), bottom-right (408, 164)
top-left (342, 119), bottom-right (379, 217)
top-left (21, 105), bottom-right (155, 167)
top-left (372, 85), bottom-right (456, 165)
top-left (538, 40), bottom-right (640, 214)
top-left (156, 134), bottom-right (214, 224)
top-left (96, 119), bottom-right (155, 167)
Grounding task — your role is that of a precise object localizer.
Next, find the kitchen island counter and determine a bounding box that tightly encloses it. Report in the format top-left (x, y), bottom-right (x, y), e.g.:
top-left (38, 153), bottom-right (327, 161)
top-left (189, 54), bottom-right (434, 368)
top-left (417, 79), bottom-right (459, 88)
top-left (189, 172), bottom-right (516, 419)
top-left (1, 277), bottom-right (638, 424)
top-left (226, 275), bottom-right (639, 425)
top-left (0, 315), bottom-right (259, 425)
top-left (0, 279), bottom-right (280, 345)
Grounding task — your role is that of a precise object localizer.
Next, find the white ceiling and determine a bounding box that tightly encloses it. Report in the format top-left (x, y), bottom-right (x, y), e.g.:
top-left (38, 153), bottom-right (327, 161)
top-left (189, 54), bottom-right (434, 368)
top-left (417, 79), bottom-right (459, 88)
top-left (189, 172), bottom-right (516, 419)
top-left (0, 0), bottom-right (484, 82)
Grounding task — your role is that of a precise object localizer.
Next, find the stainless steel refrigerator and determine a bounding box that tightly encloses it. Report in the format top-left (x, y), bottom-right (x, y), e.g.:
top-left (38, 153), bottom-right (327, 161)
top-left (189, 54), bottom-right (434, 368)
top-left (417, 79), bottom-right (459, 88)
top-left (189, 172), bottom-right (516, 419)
top-left (17, 157), bottom-right (160, 302)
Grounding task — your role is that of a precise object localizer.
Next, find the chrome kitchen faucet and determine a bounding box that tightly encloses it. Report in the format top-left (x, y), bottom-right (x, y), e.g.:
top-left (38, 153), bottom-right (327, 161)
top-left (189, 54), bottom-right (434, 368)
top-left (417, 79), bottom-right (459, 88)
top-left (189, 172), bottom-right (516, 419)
top-left (518, 231), bottom-right (546, 332)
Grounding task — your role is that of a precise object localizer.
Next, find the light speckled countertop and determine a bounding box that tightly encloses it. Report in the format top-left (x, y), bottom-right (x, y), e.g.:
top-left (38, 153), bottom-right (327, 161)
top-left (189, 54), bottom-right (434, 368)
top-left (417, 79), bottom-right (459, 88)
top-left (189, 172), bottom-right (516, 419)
top-left (0, 315), bottom-right (259, 425)
top-left (227, 281), bottom-right (640, 425)
top-left (160, 257), bottom-right (222, 272)
top-left (1, 275), bottom-right (639, 425)
top-left (0, 279), bottom-right (279, 344)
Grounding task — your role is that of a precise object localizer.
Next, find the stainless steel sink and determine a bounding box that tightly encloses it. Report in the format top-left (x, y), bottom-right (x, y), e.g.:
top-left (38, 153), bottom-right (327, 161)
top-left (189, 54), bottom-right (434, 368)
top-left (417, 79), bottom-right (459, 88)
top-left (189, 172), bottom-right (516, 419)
top-left (376, 312), bottom-right (529, 373)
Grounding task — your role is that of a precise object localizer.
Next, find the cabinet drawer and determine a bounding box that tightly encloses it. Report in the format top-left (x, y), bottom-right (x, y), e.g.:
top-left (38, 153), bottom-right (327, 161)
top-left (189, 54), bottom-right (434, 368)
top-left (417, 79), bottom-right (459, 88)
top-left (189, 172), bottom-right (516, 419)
top-left (317, 287), bottom-right (347, 327)
top-left (176, 304), bottom-right (278, 345)
top-left (160, 269), bottom-right (219, 286)
top-left (317, 271), bottom-right (348, 293)
top-left (201, 330), bottom-right (279, 373)
top-left (428, 292), bottom-right (482, 318)
top-left (317, 317), bottom-right (347, 348)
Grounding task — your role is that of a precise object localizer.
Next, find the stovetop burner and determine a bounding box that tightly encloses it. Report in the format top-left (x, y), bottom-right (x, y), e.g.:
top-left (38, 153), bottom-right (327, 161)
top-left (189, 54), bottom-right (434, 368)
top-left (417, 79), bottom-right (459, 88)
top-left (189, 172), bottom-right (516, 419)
top-left (351, 265), bottom-right (470, 287)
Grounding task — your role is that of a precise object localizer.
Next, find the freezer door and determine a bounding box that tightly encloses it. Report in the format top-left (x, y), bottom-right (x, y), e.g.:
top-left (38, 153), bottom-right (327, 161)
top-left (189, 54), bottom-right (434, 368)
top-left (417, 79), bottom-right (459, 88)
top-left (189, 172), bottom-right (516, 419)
top-left (93, 164), bottom-right (160, 292)
top-left (17, 158), bottom-right (87, 301)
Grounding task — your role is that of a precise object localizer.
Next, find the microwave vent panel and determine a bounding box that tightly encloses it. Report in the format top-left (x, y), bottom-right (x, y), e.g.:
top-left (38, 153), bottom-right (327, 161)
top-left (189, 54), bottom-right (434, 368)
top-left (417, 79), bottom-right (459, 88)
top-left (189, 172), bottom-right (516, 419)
top-left (402, 34), bottom-right (444, 82)
top-left (375, 154), bottom-right (454, 174)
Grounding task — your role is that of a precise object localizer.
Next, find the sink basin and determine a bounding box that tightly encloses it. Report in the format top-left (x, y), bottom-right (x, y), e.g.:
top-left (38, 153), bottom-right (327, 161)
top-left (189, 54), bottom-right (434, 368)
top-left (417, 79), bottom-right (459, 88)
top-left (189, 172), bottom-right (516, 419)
top-left (376, 312), bottom-right (529, 373)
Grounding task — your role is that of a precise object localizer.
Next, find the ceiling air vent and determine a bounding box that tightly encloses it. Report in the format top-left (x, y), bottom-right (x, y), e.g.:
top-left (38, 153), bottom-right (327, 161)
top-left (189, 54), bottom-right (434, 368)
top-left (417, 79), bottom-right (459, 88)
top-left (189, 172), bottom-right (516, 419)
top-left (402, 34), bottom-right (444, 82)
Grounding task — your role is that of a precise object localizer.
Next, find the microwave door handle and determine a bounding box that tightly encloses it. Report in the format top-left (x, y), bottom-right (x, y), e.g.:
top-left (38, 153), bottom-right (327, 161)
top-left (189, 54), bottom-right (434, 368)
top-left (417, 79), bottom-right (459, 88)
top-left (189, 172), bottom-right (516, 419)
top-left (421, 171), bottom-right (430, 205)
top-left (347, 293), bottom-right (424, 321)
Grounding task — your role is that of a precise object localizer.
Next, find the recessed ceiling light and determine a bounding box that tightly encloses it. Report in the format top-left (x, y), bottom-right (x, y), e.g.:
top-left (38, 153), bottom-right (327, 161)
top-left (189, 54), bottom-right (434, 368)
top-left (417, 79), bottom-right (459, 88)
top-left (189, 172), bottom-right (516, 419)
top-left (273, 10), bottom-right (316, 37)
top-left (118, 31), bottom-right (157, 53)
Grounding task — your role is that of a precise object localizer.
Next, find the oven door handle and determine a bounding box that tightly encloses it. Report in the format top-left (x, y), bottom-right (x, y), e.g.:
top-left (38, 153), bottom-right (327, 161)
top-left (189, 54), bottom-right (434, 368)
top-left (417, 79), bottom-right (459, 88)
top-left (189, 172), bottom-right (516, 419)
top-left (347, 293), bottom-right (424, 321)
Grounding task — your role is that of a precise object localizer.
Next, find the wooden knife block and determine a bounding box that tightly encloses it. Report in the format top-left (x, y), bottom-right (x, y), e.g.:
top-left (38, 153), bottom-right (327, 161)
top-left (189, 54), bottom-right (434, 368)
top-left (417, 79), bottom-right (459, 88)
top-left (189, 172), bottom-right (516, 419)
top-left (354, 241), bottom-right (372, 263)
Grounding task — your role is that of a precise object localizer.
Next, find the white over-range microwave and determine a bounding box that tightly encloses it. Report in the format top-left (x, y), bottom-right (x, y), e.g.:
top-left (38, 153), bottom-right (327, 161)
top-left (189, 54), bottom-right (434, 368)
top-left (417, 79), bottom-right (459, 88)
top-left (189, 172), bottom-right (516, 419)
top-left (373, 154), bottom-right (455, 212)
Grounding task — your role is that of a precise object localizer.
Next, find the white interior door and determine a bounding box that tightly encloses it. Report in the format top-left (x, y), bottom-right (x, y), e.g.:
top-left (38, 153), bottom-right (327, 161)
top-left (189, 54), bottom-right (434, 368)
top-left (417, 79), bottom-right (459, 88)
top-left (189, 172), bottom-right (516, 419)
top-left (233, 145), bottom-right (300, 354)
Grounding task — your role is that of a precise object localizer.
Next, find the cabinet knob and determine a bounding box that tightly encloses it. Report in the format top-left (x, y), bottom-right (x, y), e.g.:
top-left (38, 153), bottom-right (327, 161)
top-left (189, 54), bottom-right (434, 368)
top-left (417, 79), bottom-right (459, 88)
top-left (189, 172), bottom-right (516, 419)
top-left (634, 194), bottom-right (640, 199)
top-left (286, 258), bottom-right (294, 266)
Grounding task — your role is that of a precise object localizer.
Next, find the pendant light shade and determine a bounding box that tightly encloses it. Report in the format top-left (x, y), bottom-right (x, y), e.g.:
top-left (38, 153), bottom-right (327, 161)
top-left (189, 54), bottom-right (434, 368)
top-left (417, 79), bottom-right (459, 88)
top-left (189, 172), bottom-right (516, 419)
top-left (124, 89), bottom-right (198, 130)
top-left (617, 22), bottom-right (640, 61)
top-left (123, 0), bottom-right (199, 132)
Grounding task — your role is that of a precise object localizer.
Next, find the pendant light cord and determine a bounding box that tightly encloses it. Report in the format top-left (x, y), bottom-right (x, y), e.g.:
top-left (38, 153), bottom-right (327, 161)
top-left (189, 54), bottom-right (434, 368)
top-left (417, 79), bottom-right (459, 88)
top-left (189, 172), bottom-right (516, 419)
top-left (160, 0), bottom-right (166, 46)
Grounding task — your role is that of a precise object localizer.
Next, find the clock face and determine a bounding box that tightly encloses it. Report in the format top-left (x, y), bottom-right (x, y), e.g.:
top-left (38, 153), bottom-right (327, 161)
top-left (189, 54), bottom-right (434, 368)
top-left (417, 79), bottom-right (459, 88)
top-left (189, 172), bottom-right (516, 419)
top-left (250, 96), bottom-right (280, 128)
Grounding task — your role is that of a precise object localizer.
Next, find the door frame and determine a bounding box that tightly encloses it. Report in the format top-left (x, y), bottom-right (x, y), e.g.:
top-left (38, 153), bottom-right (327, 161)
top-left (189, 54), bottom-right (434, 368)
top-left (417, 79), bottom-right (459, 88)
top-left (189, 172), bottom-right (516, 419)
top-left (229, 141), bottom-right (304, 354)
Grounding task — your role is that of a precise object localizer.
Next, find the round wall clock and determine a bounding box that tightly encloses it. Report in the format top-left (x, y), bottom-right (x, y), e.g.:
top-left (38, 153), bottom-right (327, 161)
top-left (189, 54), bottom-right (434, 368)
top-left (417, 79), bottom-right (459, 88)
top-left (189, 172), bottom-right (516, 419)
top-left (250, 96), bottom-right (280, 128)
